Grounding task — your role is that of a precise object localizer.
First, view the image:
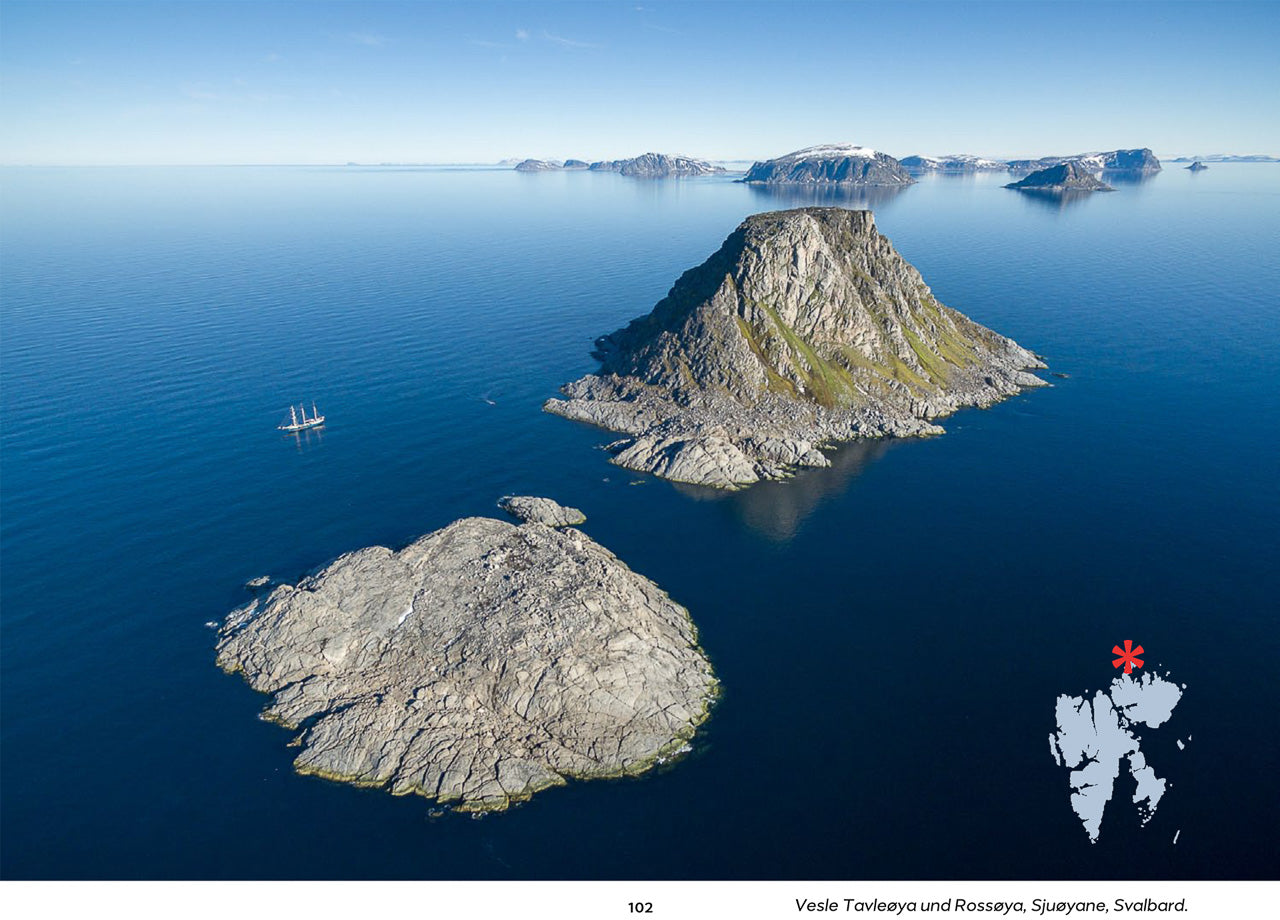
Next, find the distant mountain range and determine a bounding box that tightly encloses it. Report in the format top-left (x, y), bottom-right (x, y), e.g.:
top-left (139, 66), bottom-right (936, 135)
top-left (506, 146), bottom-right (1279, 183)
top-left (731, 144), bottom-right (1166, 186)
top-left (358, 149), bottom-right (1277, 173)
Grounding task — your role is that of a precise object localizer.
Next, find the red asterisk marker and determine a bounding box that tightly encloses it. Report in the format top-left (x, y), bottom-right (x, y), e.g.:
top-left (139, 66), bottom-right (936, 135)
top-left (1112, 640), bottom-right (1145, 674)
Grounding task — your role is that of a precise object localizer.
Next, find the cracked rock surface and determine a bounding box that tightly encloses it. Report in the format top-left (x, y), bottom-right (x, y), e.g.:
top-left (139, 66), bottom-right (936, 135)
top-left (217, 513), bottom-right (717, 812)
top-left (545, 207), bottom-right (1046, 489)
top-left (498, 496), bottom-right (586, 527)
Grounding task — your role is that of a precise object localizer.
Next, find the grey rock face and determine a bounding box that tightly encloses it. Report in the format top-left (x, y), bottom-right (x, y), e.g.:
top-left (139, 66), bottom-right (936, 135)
top-left (1006, 161), bottom-right (1114, 191)
top-left (562, 159), bottom-right (591, 170)
top-left (545, 207), bottom-right (1046, 489)
top-left (217, 515), bottom-right (717, 812)
top-left (588, 153), bottom-right (725, 178)
top-left (498, 495), bottom-right (586, 527)
top-left (1095, 148), bottom-right (1161, 171)
top-left (514, 159), bottom-right (562, 172)
top-left (742, 144), bottom-right (915, 186)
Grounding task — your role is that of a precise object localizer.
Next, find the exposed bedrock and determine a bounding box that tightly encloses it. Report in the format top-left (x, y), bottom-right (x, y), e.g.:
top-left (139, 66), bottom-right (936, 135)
top-left (545, 207), bottom-right (1046, 488)
top-left (217, 513), bottom-right (718, 812)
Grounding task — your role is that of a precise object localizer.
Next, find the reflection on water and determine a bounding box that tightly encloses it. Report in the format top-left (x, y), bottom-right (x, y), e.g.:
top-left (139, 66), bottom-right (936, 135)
top-left (672, 438), bottom-right (898, 541)
top-left (1101, 168), bottom-right (1160, 187)
top-left (904, 169), bottom-right (987, 181)
top-left (743, 182), bottom-right (911, 211)
top-left (284, 426), bottom-right (326, 451)
top-left (611, 173), bottom-right (747, 204)
top-left (1010, 188), bottom-right (1100, 211)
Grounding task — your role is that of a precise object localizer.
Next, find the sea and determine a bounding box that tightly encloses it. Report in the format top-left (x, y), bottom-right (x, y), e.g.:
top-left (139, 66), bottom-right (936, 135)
top-left (1, 163), bottom-right (1276, 880)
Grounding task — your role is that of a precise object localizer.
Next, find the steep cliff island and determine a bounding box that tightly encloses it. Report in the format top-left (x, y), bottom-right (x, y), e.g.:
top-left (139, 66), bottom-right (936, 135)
top-left (545, 208), bottom-right (1046, 489)
top-left (217, 509), bottom-right (718, 812)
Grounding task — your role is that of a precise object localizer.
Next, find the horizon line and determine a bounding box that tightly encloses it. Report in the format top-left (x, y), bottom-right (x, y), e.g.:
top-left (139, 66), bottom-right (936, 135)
top-left (2, 152), bottom-right (1276, 169)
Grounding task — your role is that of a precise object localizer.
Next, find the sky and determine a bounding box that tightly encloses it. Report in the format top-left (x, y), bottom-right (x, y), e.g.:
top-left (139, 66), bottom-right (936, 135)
top-left (1, 0), bottom-right (1277, 165)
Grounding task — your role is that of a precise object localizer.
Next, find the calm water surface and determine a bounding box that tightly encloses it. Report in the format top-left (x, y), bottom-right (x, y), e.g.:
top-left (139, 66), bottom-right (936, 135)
top-left (2, 164), bottom-right (1277, 879)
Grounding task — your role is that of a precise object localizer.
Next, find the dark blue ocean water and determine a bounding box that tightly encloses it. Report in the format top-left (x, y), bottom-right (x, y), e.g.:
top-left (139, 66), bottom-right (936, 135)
top-left (2, 165), bottom-right (1277, 880)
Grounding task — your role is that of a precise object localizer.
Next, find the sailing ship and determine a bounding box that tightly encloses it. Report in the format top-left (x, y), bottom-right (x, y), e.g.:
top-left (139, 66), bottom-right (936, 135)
top-left (278, 402), bottom-right (325, 432)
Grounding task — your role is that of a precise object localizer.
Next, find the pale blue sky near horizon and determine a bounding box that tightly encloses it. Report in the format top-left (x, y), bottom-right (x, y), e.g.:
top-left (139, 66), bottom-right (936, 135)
top-left (2, 0), bottom-right (1277, 166)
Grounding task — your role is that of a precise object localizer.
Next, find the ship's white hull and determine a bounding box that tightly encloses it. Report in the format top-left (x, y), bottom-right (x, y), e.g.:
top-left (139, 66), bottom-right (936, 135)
top-left (278, 417), bottom-right (325, 432)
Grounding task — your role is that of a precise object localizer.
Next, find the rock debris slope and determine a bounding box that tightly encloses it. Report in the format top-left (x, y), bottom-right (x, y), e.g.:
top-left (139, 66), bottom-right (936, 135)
top-left (545, 207), bottom-right (1046, 489)
top-left (217, 513), bottom-right (718, 812)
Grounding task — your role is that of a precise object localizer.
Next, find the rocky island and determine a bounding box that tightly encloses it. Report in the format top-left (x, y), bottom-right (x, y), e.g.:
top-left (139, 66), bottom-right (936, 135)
top-left (1086, 147), bottom-right (1162, 172)
top-left (900, 154), bottom-right (1007, 172)
top-left (1007, 148), bottom-right (1161, 173)
top-left (498, 495), bottom-right (586, 527)
top-left (544, 207), bottom-right (1046, 489)
top-left (513, 153), bottom-right (725, 178)
top-left (514, 158), bottom-right (562, 172)
top-left (590, 153), bottom-right (725, 178)
top-left (742, 145), bottom-right (915, 186)
top-left (1186, 161), bottom-right (1208, 171)
top-left (216, 509), bottom-right (718, 812)
top-left (1005, 161), bottom-right (1115, 192)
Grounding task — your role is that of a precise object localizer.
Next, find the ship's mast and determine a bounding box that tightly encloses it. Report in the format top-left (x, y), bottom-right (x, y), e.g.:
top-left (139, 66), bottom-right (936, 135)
top-left (312, 401), bottom-right (318, 420)
top-left (290, 406), bottom-right (298, 426)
